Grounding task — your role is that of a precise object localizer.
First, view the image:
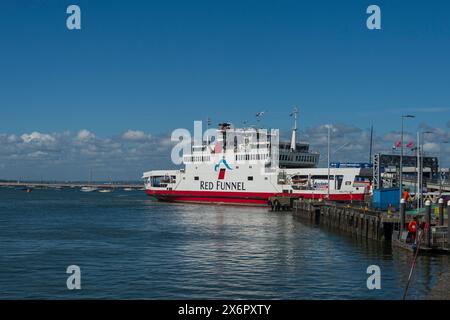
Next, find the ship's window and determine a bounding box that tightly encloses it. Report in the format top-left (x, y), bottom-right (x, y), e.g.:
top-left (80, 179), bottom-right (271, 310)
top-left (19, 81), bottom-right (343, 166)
top-left (345, 181), bottom-right (351, 185)
top-left (194, 176), bottom-right (199, 181)
top-left (311, 175), bottom-right (334, 180)
top-left (265, 177), bottom-right (268, 180)
top-left (335, 175), bottom-right (344, 190)
top-left (248, 176), bottom-right (253, 181)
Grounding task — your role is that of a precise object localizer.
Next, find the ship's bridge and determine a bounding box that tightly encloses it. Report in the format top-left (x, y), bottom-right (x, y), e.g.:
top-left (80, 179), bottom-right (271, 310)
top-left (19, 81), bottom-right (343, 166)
top-left (279, 142), bottom-right (319, 168)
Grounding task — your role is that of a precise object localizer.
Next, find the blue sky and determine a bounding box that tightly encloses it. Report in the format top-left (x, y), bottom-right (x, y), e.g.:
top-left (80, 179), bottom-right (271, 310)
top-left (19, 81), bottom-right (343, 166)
top-left (0, 0), bottom-right (450, 180)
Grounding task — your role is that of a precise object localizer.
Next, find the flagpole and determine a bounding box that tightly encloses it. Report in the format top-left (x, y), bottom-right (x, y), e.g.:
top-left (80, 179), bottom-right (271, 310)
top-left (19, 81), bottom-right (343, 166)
top-left (369, 124), bottom-right (373, 164)
top-left (417, 132), bottom-right (420, 211)
top-left (400, 115), bottom-right (415, 204)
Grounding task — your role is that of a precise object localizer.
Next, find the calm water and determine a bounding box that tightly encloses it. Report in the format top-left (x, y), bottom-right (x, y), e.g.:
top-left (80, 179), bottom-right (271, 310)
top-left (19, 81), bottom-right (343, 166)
top-left (0, 188), bottom-right (448, 299)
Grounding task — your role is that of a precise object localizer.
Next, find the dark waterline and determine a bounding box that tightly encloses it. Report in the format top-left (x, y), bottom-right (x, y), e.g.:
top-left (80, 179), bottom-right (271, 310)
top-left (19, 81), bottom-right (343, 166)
top-left (0, 188), bottom-right (448, 299)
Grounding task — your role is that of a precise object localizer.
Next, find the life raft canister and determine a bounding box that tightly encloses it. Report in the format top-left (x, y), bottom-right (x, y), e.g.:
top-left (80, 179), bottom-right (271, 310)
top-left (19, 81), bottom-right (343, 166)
top-left (408, 220), bottom-right (417, 233)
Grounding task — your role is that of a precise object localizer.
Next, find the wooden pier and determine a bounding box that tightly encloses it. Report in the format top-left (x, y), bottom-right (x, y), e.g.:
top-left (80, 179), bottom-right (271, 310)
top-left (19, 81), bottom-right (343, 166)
top-left (291, 198), bottom-right (449, 249)
top-left (292, 199), bottom-right (393, 241)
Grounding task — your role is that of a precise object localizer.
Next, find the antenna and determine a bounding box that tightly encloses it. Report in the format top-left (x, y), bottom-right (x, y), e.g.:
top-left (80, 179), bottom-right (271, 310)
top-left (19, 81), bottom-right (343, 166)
top-left (369, 124), bottom-right (373, 164)
top-left (255, 111), bottom-right (265, 126)
top-left (206, 116), bottom-right (211, 144)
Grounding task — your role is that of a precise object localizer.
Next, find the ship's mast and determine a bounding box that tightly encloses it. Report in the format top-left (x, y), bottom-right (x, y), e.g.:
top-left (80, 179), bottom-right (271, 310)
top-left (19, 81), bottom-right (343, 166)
top-left (290, 107), bottom-right (298, 151)
top-left (206, 116), bottom-right (211, 145)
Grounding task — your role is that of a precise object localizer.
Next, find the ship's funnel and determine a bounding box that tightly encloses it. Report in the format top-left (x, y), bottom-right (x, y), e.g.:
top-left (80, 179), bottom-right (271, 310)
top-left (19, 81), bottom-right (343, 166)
top-left (290, 129), bottom-right (296, 150)
top-left (290, 107), bottom-right (299, 151)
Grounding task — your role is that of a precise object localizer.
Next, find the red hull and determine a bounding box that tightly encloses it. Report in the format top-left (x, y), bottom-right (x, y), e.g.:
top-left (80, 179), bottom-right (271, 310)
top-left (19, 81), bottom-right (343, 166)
top-left (145, 189), bottom-right (365, 206)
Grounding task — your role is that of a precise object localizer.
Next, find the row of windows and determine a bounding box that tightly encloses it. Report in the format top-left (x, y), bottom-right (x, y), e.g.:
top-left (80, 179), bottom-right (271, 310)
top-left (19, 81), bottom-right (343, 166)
top-left (195, 176), bottom-right (254, 181)
top-left (185, 154), bottom-right (269, 163)
top-left (280, 154), bottom-right (317, 162)
top-left (185, 156), bottom-right (211, 163)
top-left (235, 154), bottom-right (268, 161)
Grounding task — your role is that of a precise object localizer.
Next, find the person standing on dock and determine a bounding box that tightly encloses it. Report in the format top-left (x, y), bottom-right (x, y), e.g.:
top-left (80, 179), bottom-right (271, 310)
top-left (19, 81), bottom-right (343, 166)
top-left (403, 189), bottom-right (409, 201)
top-left (403, 189), bottom-right (413, 209)
top-left (408, 217), bottom-right (418, 243)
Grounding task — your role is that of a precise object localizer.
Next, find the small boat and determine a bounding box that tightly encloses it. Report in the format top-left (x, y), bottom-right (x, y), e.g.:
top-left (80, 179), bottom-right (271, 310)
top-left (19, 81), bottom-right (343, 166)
top-left (98, 189), bottom-right (113, 193)
top-left (81, 169), bottom-right (98, 192)
top-left (80, 186), bottom-right (98, 192)
top-left (123, 188), bottom-right (134, 191)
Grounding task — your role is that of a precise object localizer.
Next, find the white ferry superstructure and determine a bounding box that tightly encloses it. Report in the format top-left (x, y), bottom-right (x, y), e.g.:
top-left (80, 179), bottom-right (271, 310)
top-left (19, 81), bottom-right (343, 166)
top-left (143, 119), bottom-right (371, 206)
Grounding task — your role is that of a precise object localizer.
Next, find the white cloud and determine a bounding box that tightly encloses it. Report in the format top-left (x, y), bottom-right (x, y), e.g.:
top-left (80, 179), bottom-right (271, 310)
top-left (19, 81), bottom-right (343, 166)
top-left (20, 132), bottom-right (56, 144)
top-left (76, 129), bottom-right (95, 141)
top-left (423, 142), bottom-right (439, 153)
top-left (122, 130), bottom-right (151, 141)
top-left (0, 129), bottom-right (176, 180)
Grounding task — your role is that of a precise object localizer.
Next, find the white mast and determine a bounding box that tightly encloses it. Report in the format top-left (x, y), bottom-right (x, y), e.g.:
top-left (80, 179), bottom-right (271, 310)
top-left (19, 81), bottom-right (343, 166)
top-left (290, 107), bottom-right (298, 150)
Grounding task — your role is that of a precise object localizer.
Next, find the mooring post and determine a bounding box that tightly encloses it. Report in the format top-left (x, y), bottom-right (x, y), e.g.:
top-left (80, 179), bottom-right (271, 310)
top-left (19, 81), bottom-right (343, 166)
top-left (425, 200), bottom-right (432, 248)
top-left (438, 198), bottom-right (444, 226)
top-left (448, 200), bottom-right (450, 249)
top-left (400, 198), bottom-right (406, 238)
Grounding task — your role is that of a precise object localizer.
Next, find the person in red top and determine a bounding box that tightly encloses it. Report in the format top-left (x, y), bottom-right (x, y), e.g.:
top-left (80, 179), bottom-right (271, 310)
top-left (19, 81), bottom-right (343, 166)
top-left (408, 217), bottom-right (418, 243)
top-left (403, 190), bottom-right (409, 200)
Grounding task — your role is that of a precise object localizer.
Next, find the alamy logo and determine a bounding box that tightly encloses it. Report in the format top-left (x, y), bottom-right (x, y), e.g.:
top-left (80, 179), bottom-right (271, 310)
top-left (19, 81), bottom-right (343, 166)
top-left (66, 265), bottom-right (81, 290)
top-left (366, 265), bottom-right (381, 290)
top-left (170, 120), bottom-right (280, 176)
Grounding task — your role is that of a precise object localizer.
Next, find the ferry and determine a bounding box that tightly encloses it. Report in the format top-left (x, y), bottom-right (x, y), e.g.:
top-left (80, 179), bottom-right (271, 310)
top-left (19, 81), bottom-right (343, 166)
top-left (143, 114), bottom-right (372, 206)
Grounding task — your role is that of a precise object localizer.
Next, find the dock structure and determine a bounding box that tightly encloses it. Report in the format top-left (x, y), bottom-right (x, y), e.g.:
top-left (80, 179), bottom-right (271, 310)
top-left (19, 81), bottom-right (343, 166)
top-left (291, 198), bottom-right (449, 249)
top-left (292, 199), bottom-right (393, 241)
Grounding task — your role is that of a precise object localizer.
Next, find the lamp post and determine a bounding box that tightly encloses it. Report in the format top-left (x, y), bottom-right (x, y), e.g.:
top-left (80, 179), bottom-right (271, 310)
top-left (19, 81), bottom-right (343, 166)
top-left (399, 115), bottom-right (415, 203)
top-left (440, 141), bottom-right (449, 196)
top-left (326, 125), bottom-right (331, 200)
top-left (419, 130), bottom-right (433, 209)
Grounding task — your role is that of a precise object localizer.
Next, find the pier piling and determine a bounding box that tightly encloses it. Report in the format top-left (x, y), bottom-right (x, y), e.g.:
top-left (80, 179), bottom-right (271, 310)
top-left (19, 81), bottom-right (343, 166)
top-left (438, 198), bottom-right (444, 226)
top-left (400, 199), bottom-right (406, 236)
top-left (425, 200), bottom-right (432, 248)
top-left (448, 200), bottom-right (450, 249)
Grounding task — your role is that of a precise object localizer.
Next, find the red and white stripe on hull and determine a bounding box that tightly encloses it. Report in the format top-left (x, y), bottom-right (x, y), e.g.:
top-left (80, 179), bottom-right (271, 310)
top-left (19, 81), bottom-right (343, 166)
top-left (145, 189), bottom-right (365, 206)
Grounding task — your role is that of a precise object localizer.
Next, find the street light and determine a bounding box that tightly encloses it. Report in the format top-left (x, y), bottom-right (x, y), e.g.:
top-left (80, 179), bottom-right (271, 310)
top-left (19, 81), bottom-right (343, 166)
top-left (325, 124), bottom-right (332, 200)
top-left (399, 115), bottom-right (415, 203)
top-left (440, 140), bottom-right (449, 195)
top-left (418, 130), bottom-right (433, 209)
